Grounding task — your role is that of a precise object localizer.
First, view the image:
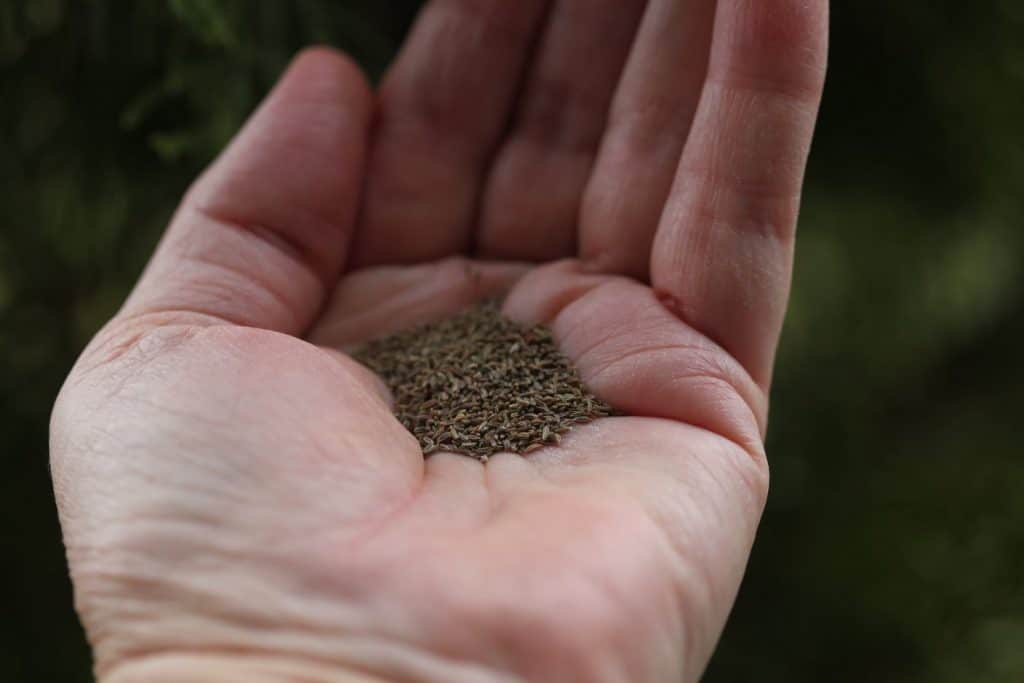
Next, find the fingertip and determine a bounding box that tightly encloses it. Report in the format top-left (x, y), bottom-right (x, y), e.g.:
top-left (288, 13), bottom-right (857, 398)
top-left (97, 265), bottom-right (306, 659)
top-left (190, 43), bottom-right (375, 259)
top-left (260, 47), bottom-right (373, 145)
top-left (711, 0), bottom-right (829, 101)
top-left (501, 260), bottom-right (608, 326)
top-left (285, 45), bottom-right (373, 106)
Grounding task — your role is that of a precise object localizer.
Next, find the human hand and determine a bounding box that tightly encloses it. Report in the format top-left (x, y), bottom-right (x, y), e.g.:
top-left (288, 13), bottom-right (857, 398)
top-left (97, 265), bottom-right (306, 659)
top-left (51, 1), bottom-right (827, 681)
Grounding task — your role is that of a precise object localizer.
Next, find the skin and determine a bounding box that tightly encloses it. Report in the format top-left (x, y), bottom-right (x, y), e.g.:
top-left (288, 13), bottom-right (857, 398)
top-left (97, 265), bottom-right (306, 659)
top-left (50, 1), bottom-right (828, 681)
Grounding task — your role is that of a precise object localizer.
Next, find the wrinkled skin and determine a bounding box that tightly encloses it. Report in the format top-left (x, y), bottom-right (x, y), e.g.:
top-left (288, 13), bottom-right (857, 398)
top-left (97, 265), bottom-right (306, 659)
top-left (51, 2), bottom-right (828, 681)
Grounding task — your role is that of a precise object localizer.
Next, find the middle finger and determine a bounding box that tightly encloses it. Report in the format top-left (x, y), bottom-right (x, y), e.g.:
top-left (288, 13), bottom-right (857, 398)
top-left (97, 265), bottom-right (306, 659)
top-left (475, 0), bottom-right (648, 261)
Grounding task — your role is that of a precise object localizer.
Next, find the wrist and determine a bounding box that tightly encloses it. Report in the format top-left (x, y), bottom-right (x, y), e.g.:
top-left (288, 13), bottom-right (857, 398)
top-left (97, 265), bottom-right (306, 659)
top-left (101, 653), bottom-right (391, 683)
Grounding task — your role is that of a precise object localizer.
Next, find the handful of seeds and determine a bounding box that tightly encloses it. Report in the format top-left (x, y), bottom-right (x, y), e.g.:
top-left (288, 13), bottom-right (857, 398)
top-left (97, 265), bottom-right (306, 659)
top-left (354, 301), bottom-right (613, 462)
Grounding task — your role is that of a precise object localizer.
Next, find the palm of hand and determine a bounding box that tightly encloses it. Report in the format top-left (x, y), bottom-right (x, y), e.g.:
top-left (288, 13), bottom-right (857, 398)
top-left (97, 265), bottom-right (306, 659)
top-left (53, 3), bottom-right (826, 681)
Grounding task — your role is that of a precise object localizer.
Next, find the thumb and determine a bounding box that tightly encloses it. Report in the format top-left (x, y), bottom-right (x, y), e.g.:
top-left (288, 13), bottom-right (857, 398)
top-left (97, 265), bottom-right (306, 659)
top-left (121, 47), bottom-right (373, 334)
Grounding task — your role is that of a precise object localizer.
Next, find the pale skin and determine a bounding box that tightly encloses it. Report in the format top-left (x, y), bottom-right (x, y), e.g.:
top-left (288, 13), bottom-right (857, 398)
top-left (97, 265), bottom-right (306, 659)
top-left (50, 1), bottom-right (828, 681)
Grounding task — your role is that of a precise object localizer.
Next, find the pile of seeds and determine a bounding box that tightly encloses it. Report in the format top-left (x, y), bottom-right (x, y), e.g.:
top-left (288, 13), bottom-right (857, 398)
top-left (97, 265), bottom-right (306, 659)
top-left (353, 301), bottom-right (613, 462)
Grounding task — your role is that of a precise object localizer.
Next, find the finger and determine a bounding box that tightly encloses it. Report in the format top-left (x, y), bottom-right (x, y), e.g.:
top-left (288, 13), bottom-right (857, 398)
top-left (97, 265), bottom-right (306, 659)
top-left (476, 0), bottom-right (648, 261)
top-left (121, 48), bottom-right (373, 334)
top-left (350, 0), bottom-right (551, 266)
top-left (650, 0), bottom-right (829, 387)
top-left (503, 263), bottom-right (767, 442)
top-left (579, 0), bottom-right (716, 279)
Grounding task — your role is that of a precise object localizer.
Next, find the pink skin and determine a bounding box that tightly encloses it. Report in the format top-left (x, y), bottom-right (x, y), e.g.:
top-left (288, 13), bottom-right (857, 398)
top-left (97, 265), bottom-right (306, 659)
top-left (51, 2), bottom-right (828, 681)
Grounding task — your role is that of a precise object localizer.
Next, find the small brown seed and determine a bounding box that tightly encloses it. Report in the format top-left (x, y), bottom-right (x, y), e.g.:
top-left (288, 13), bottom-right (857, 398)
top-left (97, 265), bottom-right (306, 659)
top-left (352, 301), bottom-right (614, 461)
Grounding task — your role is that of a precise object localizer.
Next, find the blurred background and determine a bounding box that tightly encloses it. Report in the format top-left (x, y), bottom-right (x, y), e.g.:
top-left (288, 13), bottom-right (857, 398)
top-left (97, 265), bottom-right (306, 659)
top-left (2, 1), bottom-right (1022, 680)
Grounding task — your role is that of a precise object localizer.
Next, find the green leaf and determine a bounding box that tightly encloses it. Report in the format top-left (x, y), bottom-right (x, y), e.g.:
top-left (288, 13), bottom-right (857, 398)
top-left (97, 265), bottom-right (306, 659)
top-left (168, 0), bottom-right (238, 49)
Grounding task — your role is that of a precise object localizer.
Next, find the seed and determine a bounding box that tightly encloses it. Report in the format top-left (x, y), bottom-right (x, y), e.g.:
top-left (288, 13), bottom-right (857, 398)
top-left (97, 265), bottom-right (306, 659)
top-left (353, 300), bottom-right (615, 462)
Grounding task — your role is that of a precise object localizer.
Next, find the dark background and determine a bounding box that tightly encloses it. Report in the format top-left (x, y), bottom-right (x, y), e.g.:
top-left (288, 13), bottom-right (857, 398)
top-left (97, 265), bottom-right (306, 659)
top-left (3, 1), bottom-right (1022, 680)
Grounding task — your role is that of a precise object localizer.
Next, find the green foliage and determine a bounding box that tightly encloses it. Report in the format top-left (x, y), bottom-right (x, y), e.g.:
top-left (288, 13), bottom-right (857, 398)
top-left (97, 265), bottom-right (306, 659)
top-left (2, 2), bottom-right (1021, 681)
top-left (169, 0), bottom-right (240, 48)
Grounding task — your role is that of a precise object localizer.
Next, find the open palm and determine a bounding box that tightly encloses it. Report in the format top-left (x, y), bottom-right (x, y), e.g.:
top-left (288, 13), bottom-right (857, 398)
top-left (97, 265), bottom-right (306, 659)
top-left (52, 2), bottom-right (828, 681)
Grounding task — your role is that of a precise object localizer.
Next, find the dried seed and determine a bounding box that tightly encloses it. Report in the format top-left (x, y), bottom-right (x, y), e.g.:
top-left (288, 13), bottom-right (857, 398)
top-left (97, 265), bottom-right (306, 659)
top-left (353, 300), bottom-right (614, 461)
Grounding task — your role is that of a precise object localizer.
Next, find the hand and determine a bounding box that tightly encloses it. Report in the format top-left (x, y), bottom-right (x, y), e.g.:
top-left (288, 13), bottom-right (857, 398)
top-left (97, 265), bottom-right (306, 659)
top-left (51, 2), bottom-right (828, 681)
